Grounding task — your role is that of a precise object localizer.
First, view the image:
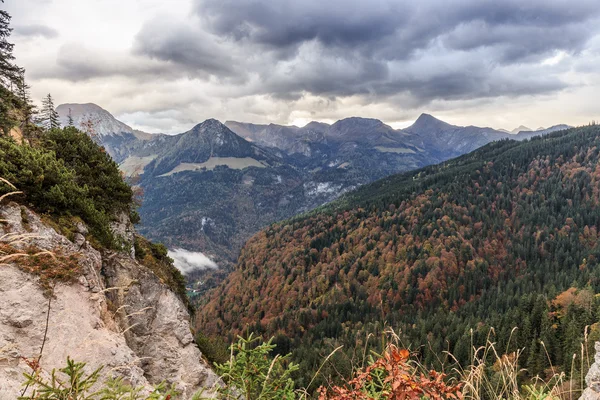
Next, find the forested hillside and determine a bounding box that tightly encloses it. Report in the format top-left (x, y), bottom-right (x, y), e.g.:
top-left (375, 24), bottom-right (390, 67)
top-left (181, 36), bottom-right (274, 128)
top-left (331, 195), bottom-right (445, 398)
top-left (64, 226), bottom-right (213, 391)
top-left (200, 125), bottom-right (600, 386)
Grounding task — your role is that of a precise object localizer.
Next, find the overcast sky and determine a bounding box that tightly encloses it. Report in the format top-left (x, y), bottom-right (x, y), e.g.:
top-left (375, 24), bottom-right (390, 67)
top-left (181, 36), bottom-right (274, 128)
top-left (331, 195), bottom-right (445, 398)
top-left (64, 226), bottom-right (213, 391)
top-left (5, 0), bottom-right (600, 133)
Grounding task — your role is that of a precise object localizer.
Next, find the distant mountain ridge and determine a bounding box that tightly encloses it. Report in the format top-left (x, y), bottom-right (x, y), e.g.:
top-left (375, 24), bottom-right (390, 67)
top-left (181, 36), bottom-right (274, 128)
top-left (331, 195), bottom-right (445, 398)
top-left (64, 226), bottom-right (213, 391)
top-left (226, 113), bottom-right (571, 162)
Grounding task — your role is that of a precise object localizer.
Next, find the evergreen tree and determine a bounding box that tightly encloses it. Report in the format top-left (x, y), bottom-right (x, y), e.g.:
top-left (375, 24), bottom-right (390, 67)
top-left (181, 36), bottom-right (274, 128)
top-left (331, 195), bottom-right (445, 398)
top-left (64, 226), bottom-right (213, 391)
top-left (38, 93), bottom-right (60, 130)
top-left (67, 108), bottom-right (74, 126)
top-left (0, 1), bottom-right (20, 89)
top-left (16, 69), bottom-right (36, 124)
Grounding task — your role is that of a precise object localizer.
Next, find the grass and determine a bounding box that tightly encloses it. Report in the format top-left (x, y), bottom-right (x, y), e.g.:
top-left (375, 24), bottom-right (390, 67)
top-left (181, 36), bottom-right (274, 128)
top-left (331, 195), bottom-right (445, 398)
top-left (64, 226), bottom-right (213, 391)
top-left (0, 238), bottom-right (80, 295)
top-left (315, 326), bottom-right (590, 400)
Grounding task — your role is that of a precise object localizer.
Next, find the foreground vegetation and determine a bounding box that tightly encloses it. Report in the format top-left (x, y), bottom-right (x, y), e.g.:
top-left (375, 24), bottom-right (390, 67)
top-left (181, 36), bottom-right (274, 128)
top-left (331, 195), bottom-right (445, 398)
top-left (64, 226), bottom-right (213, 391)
top-left (21, 332), bottom-right (582, 399)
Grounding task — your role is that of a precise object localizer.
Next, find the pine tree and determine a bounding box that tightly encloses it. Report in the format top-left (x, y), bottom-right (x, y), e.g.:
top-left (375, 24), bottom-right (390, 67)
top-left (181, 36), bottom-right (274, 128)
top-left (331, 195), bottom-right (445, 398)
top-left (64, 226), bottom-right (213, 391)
top-left (15, 69), bottom-right (36, 124)
top-left (38, 93), bottom-right (60, 130)
top-left (0, 1), bottom-right (20, 89)
top-left (67, 108), bottom-right (74, 126)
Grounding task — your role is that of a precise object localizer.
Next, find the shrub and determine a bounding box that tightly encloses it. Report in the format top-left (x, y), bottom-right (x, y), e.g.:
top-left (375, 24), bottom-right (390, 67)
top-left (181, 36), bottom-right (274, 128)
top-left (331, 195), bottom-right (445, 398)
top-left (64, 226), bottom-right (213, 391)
top-left (19, 357), bottom-right (177, 399)
top-left (195, 331), bottom-right (230, 365)
top-left (0, 127), bottom-right (135, 249)
top-left (317, 345), bottom-right (463, 400)
top-left (212, 334), bottom-right (299, 400)
top-left (41, 127), bottom-right (133, 215)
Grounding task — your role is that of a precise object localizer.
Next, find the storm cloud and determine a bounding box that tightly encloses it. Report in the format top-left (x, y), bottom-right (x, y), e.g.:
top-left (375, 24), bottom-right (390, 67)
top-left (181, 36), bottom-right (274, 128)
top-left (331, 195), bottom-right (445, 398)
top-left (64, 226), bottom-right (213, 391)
top-left (133, 18), bottom-right (243, 80)
top-left (185, 0), bottom-right (600, 102)
top-left (6, 0), bottom-right (600, 131)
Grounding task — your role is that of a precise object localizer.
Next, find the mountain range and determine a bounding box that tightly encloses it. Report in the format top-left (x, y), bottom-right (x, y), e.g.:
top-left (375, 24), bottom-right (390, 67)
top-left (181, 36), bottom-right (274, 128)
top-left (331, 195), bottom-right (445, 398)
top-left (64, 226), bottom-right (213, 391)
top-left (56, 103), bottom-right (570, 291)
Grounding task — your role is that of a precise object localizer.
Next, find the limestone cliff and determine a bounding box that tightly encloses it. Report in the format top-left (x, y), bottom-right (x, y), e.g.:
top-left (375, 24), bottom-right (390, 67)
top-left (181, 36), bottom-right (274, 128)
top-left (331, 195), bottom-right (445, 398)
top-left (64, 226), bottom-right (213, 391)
top-left (0, 202), bottom-right (219, 398)
top-left (582, 342), bottom-right (600, 400)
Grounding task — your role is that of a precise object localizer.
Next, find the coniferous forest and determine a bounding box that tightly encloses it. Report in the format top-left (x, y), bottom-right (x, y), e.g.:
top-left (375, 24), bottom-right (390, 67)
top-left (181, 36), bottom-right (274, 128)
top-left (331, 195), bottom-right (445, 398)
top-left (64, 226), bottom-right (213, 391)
top-left (200, 125), bottom-right (600, 387)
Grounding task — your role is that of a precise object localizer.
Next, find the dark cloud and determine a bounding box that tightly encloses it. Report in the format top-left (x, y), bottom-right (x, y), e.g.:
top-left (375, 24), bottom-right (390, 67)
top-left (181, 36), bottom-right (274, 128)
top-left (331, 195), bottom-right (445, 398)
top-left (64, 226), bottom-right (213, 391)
top-left (441, 20), bottom-right (595, 63)
top-left (39, 0), bottom-right (596, 107)
top-left (13, 24), bottom-right (58, 38)
top-left (195, 0), bottom-right (600, 59)
top-left (133, 18), bottom-right (243, 80)
top-left (15, 0), bottom-right (600, 127)
top-left (198, 0), bottom-right (403, 49)
top-left (259, 45), bottom-right (568, 106)
top-left (182, 0), bottom-right (600, 105)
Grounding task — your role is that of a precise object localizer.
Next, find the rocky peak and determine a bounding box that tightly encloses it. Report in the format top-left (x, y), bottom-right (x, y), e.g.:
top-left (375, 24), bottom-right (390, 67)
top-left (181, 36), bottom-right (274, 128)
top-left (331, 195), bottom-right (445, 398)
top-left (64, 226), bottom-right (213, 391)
top-left (331, 117), bottom-right (385, 131)
top-left (303, 121), bottom-right (331, 132)
top-left (192, 118), bottom-right (224, 131)
top-left (407, 113), bottom-right (454, 133)
top-left (511, 125), bottom-right (533, 134)
top-left (327, 117), bottom-right (395, 143)
top-left (181, 118), bottom-right (247, 148)
top-left (56, 103), bottom-right (135, 138)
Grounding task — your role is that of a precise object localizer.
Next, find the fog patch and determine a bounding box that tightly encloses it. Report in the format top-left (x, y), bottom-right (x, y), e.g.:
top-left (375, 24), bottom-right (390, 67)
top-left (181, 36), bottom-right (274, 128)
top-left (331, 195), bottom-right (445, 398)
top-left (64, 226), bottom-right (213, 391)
top-left (168, 248), bottom-right (218, 274)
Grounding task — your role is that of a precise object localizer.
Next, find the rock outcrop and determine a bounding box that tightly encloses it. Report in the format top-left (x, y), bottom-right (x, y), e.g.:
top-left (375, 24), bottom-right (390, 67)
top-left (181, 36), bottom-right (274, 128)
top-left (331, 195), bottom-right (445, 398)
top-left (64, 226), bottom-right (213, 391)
top-left (0, 203), bottom-right (219, 398)
top-left (582, 342), bottom-right (600, 400)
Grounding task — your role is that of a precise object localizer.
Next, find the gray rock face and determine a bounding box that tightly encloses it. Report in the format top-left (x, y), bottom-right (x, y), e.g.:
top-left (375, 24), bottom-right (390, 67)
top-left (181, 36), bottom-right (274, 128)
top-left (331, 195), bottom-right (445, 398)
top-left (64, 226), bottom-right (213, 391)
top-left (582, 342), bottom-right (600, 400)
top-left (0, 203), bottom-right (219, 398)
top-left (110, 210), bottom-right (136, 258)
top-left (102, 254), bottom-right (220, 397)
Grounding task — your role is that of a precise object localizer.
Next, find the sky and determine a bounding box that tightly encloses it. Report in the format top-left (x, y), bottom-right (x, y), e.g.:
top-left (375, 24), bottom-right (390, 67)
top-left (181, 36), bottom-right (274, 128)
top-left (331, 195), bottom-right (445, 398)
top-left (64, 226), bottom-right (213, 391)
top-left (5, 0), bottom-right (600, 134)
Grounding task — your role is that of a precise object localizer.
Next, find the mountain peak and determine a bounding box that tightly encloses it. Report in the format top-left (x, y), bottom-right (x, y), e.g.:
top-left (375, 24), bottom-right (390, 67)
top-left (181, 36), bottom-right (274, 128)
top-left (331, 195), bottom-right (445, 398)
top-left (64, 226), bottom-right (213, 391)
top-left (329, 117), bottom-right (388, 133)
top-left (184, 118), bottom-right (249, 144)
top-left (304, 121), bottom-right (330, 129)
top-left (408, 113), bottom-right (453, 132)
top-left (511, 125), bottom-right (532, 134)
top-left (198, 118), bottom-right (223, 127)
top-left (188, 118), bottom-right (229, 134)
top-left (56, 102), bottom-right (134, 137)
top-left (414, 113), bottom-right (443, 124)
top-left (57, 102), bottom-right (105, 113)
top-left (334, 116), bottom-right (384, 126)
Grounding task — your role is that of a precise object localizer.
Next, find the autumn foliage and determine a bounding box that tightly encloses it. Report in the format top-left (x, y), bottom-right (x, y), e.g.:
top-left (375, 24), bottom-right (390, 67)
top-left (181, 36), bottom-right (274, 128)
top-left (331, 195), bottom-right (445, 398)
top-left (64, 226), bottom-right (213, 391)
top-left (318, 346), bottom-right (462, 400)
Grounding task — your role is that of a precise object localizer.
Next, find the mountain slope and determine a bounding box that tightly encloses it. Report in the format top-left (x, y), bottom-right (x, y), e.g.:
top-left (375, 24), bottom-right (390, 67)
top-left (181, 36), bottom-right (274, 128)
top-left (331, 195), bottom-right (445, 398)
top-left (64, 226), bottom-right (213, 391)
top-left (200, 124), bottom-right (598, 384)
top-left (143, 119), bottom-right (281, 177)
top-left (131, 119), bottom-right (359, 280)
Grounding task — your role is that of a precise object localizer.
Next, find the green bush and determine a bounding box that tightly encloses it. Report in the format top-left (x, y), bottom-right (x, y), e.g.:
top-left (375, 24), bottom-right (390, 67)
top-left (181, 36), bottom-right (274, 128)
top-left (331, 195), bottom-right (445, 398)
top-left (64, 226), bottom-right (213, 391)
top-left (19, 357), bottom-right (177, 399)
top-left (0, 127), bottom-right (134, 249)
top-left (42, 127), bottom-right (133, 214)
top-left (212, 334), bottom-right (299, 400)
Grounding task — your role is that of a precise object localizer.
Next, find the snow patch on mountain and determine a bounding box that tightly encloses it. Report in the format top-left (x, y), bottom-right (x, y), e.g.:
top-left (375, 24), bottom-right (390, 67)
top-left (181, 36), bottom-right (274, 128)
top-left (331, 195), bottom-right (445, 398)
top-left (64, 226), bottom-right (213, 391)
top-left (305, 182), bottom-right (343, 197)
